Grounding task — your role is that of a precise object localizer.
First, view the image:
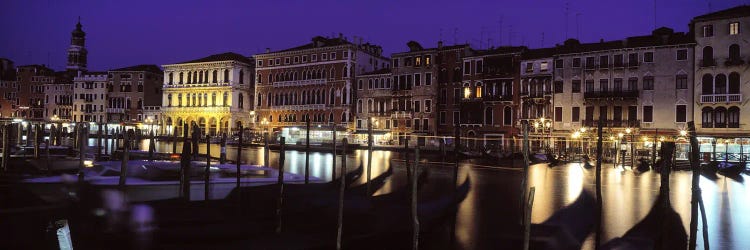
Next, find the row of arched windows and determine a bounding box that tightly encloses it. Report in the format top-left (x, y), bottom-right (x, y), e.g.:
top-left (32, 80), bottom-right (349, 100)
top-left (257, 67), bottom-right (351, 84)
top-left (701, 72), bottom-right (741, 94)
top-left (357, 78), bottom-right (392, 90)
top-left (269, 112), bottom-right (350, 123)
top-left (167, 92), bottom-right (232, 107)
top-left (259, 87), bottom-right (349, 107)
top-left (702, 44), bottom-right (742, 65)
top-left (702, 106), bottom-right (740, 128)
top-left (168, 69), bottom-right (241, 84)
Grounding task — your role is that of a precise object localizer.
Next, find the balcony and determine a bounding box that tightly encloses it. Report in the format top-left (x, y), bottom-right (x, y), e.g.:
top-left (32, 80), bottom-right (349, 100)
top-left (268, 104), bottom-right (326, 111)
top-left (700, 93), bottom-right (742, 103)
top-left (583, 90), bottom-right (638, 99)
top-left (725, 57), bottom-right (746, 66)
top-left (162, 106), bottom-right (231, 113)
top-left (582, 119), bottom-right (640, 128)
top-left (106, 108), bottom-right (125, 113)
top-left (521, 91), bottom-right (552, 99)
top-left (627, 62), bottom-right (639, 68)
top-left (700, 59), bottom-right (716, 67)
top-left (272, 79), bottom-right (326, 88)
top-left (483, 94), bottom-right (514, 102)
top-left (163, 82), bottom-right (232, 88)
top-left (391, 110), bottom-right (412, 119)
top-left (83, 98), bottom-right (94, 103)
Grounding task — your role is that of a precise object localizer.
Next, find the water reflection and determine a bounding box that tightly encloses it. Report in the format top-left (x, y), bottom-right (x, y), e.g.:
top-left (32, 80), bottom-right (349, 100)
top-left (83, 139), bottom-right (749, 249)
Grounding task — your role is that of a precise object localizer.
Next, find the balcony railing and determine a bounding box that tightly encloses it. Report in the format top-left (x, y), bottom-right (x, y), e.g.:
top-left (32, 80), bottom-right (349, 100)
top-left (391, 111), bottom-right (413, 119)
top-left (700, 59), bottom-right (716, 67)
top-left (583, 90), bottom-right (639, 99)
top-left (725, 57), bottom-right (746, 66)
top-left (267, 104), bottom-right (326, 111)
top-left (700, 94), bottom-right (742, 103)
top-left (106, 108), bottom-right (125, 113)
top-left (163, 82), bottom-right (233, 88)
top-left (162, 106), bottom-right (231, 113)
top-left (272, 79), bottom-right (326, 88)
top-left (582, 119), bottom-right (640, 128)
top-left (521, 91), bottom-right (552, 98)
top-left (483, 94), bottom-right (514, 102)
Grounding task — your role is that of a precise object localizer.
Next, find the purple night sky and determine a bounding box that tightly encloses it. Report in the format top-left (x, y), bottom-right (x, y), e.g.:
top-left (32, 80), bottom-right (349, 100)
top-left (1, 0), bottom-right (747, 71)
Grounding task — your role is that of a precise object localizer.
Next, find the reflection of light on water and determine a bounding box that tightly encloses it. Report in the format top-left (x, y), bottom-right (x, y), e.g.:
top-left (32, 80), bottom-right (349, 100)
top-left (566, 164), bottom-right (584, 204)
top-left (455, 166), bottom-right (475, 250)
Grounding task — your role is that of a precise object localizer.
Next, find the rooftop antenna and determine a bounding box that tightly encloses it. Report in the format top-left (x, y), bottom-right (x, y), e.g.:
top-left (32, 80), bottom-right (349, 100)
top-left (508, 25), bottom-right (513, 46)
top-left (541, 32), bottom-right (545, 48)
top-left (498, 15), bottom-right (503, 47)
top-left (480, 26), bottom-right (485, 49)
top-left (439, 28), bottom-right (443, 42)
top-left (576, 13), bottom-right (582, 40)
top-left (564, 1), bottom-right (569, 40)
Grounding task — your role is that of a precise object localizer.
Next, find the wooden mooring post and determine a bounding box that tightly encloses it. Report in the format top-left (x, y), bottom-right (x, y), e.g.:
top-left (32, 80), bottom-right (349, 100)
top-left (594, 120), bottom-right (604, 247)
top-left (119, 129), bottom-right (130, 188)
top-left (336, 138), bottom-right (347, 250)
top-left (180, 124), bottom-right (191, 200)
top-left (412, 145), bottom-right (420, 250)
top-left (519, 124), bottom-right (530, 225)
top-left (523, 187), bottom-right (536, 250)
top-left (305, 119), bottom-right (310, 184)
top-left (366, 118), bottom-right (373, 195)
top-left (332, 125), bottom-right (337, 180)
top-left (205, 134), bottom-right (211, 201)
top-left (276, 137), bottom-right (286, 233)
top-left (236, 125), bottom-right (243, 189)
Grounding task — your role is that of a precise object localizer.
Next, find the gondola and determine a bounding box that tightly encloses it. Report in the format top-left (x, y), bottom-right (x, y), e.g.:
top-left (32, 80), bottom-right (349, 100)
top-left (601, 192), bottom-right (687, 249)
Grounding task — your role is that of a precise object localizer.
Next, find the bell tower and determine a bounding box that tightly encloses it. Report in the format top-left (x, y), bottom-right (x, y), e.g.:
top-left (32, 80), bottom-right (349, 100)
top-left (66, 18), bottom-right (88, 72)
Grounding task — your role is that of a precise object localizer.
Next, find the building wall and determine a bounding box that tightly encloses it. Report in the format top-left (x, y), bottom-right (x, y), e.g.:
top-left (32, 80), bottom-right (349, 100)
top-left (354, 72), bottom-right (393, 144)
top-left (107, 70), bottom-right (163, 123)
top-left (391, 49), bottom-right (438, 146)
top-left (16, 66), bottom-right (54, 120)
top-left (72, 73), bottom-right (108, 123)
top-left (44, 83), bottom-right (73, 121)
top-left (693, 15), bottom-right (750, 135)
top-left (436, 45), bottom-right (472, 137)
top-left (161, 61), bottom-right (253, 136)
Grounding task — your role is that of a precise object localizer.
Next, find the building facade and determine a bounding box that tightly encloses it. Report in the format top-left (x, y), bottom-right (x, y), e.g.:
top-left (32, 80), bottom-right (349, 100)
top-left (520, 48), bottom-right (555, 151)
top-left (354, 68), bottom-right (393, 144)
top-left (436, 43), bottom-right (473, 139)
top-left (16, 65), bottom-right (54, 120)
top-left (552, 28), bottom-right (694, 155)
top-left (253, 35), bottom-right (388, 143)
top-left (106, 65), bottom-right (163, 124)
top-left (72, 72), bottom-right (108, 123)
top-left (44, 72), bottom-right (74, 122)
top-left (0, 58), bottom-right (17, 119)
top-left (160, 52), bottom-right (254, 137)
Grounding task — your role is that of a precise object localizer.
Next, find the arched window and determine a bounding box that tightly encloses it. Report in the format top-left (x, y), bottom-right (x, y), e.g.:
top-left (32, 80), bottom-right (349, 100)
top-left (715, 74), bottom-right (727, 94)
top-left (222, 69), bottom-right (229, 83)
top-left (322, 90), bottom-right (327, 105)
top-left (702, 107), bottom-right (714, 128)
top-left (257, 94), bottom-right (262, 107)
top-left (238, 93), bottom-right (244, 109)
top-left (223, 92), bottom-right (229, 106)
top-left (503, 106), bottom-right (512, 126)
top-left (729, 72), bottom-right (740, 94)
top-left (343, 67), bottom-right (348, 78)
top-left (341, 112), bottom-right (346, 123)
top-left (729, 44), bottom-right (740, 61)
top-left (330, 89), bottom-right (335, 105)
top-left (322, 69), bottom-right (326, 79)
top-left (199, 71), bottom-right (203, 83)
top-left (178, 94), bottom-right (182, 107)
top-left (702, 74), bottom-right (714, 94)
top-left (330, 68), bottom-right (335, 79)
top-left (485, 107), bottom-right (493, 125)
top-left (728, 106), bottom-right (740, 128)
top-left (266, 93), bottom-right (271, 107)
top-left (203, 93), bottom-right (208, 106)
top-left (367, 99), bottom-right (373, 113)
top-left (703, 46), bottom-right (714, 66)
top-left (167, 94), bottom-right (172, 107)
top-left (168, 73), bottom-right (173, 84)
top-left (187, 72), bottom-right (192, 83)
top-left (179, 72), bottom-right (184, 83)
top-left (715, 107), bottom-right (727, 128)
top-left (205, 71), bottom-right (209, 83)
top-left (257, 73), bottom-right (262, 84)
top-left (357, 100), bottom-right (363, 113)
top-left (212, 93), bottom-right (217, 106)
top-left (212, 70), bottom-right (218, 83)
top-left (476, 83), bottom-right (483, 98)
top-left (358, 80), bottom-right (363, 90)
top-left (329, 113), bottom-right (334, 123)
top-left (239, 70), bottom-right (244, 84)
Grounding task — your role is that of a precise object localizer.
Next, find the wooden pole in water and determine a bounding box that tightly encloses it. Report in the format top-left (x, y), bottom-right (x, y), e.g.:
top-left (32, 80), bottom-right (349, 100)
top-left (336, 138), bottom-right (347, 250)
top-left (519, 124), bottom-right (530, 226)
top-left (404, 136), bottom-right (411, 183)
top-left (33, 124), bottom-right (40, 159)
top-left (119, 128), bottom-right (130, 188)
top-left (97, 123), bottom-right (102, 160)
top-left (172, 126), bottom-right (177, 154)
top-left (220, 133), bottom-right (226, 164)
top-left (688, 122), bottom-right (701, 250)
top-left (236, 125), bottom-right (243, 189)
top-left (332, 125), bottom-right (337, 180)
top-left (264, 132), bottom-right (269, 167)
top-left (73, 123), bottom-right (78, 149)
top-left (110, 129), bottom-right (116, 158)
top-left (305, 118), bottom-right (310, 184)
top-left (148, 130), bottom-right (155, 162)
top-left (652, 129), bottom-right (658, 169)
top-left (103, 123), bottom-right (107, 154)
top-left (454, 126), bottom-right (460, 185)
top-left (77, 124), bottom-right (85, 183)
top-left (45, 139), bottom-right (50, 171)
top-left (26, 122), bottom-right (32, 146)
top-left (276, 137), bottom-right (286, 233)
top-left (522, 187), bottom-right (536, 250)
top-left (205, 134), bottom-right (211, 201)
top-left (1, 124), bottom-right (9, 173)
top-left (594, 120), bottom-right (604, 248)
top-left (366, 118), bottom-right (373, 195)
top-left (411, 145), bottom-right (420, 250)
top-left (16, 123), bottom-right (22, 147)
top-left (192, 124), bottom-right (199, 160)
top-left (180, 123), bottom-right (191, 200)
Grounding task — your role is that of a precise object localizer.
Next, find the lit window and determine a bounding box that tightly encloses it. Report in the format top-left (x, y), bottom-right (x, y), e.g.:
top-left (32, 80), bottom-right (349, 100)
top-left (425, 55), bottom-right (431, 65)
top-left (729, 22), bottom-right (739, 35)
top-left (475, 85), bottom-right (482, 98)
top-left (540, 62), bottom-right (548, 71)
top-left (463, 87), bottom-right (471, 98)
top-left (415, 57), bottom-right (422, 66)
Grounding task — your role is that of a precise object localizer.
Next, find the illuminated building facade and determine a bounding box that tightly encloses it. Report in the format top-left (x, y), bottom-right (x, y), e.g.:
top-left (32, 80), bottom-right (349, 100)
top-left (72, 72), bottom-right (107, 123)
top-left (435, 43), bottom-right (473, 140)
top-left (0, 58), bottom-right (17, 119)
top-left (520, 48), bottom-right (555, 151)
top-left (44, 72), bottom-right (74, 122)
top-left (106, 65), bottom-right (163, 124)
top-left (254, 35), bottom-right (388, 143)
top-left (16, 65), bottom-right (54, 120)
top-left (552, 28), bottom-right (694, 151)
top-left (354, 68), bottom-right (393, 144)
top-left (460, 47), bottom-right (524, 152)
top-left (160, 52), bottom-right (254, 136)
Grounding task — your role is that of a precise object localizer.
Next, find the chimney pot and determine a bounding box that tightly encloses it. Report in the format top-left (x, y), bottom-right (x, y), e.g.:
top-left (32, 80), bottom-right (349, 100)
top-left (265, 48), bottom-right (270, 53)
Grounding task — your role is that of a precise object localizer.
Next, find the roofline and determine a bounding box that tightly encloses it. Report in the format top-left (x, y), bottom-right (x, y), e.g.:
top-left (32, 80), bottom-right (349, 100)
top-left (553, 42), bottom-right (696, 57)
top-left (162, 59), bottom-right (252, 68)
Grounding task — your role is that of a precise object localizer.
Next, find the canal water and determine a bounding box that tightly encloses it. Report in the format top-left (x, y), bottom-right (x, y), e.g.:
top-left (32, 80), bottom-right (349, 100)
top-left (88, 138), bottom-right (748, 249)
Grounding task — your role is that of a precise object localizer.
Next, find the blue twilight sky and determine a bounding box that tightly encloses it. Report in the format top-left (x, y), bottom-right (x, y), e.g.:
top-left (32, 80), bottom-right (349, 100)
top-left (1, 0), bottom-right (748, 71)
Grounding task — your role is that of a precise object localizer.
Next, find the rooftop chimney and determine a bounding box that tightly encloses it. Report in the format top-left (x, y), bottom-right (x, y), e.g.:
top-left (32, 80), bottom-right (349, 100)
top-left (438, 41), bottom-right (443, 49)
top-left (265, 48), bottom-right (270, 53)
